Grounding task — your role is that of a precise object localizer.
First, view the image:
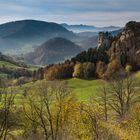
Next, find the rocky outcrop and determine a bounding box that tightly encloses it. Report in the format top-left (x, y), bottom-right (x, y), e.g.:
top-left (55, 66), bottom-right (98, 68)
top-left (97, 21), bottom-right (140, 70)
top-left (109, 21), bottom-right (140, 69)
top-left (97, 32), bottom-right (113, 50)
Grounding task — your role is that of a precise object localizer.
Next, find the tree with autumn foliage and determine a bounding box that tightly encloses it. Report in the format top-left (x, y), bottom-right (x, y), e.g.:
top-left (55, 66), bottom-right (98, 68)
top-left (45, 63), bottom-right (74, 80)
top-left (73, 62), bottom-right (95, 79)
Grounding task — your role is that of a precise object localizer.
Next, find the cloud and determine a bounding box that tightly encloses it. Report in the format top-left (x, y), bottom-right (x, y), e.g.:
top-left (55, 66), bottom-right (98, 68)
top-left (0, 0), bottom-right (140, 26)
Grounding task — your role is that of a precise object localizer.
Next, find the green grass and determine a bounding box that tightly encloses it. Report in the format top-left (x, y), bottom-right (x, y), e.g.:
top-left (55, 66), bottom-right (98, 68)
top-left (65, 71), bottom-right (140, 100)
top-left (11, 78), bottom-right (105, 104)
top-left (4, 70), bottom-right (140, 103)
top-left (0, 61), bottom-right (20, 69)
top-left (27, 65), bottom-right (39, 71)
top-left (66, 78), bottom-right (105, 100)
top-left (0, 60), bottom-right (38, 77)
top-left (2, 81), bottom-right (35, 105)
top-left (0, 60), bottom-right (21, 77)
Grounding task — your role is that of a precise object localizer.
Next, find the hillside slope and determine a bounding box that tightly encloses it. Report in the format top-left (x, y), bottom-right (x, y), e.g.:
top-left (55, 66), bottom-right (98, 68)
top-left (0, 52), bottom-right (32, 78)
top-left (25, 37), bottom-right (84, 65)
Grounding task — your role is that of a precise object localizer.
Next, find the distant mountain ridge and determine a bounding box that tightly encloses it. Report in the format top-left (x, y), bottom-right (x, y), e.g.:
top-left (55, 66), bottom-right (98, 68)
top-left (0, 20), bottom-right (122, 55)
top-left (1, 20), bottom-right (70, 39)
top-left (61, 23), bottom-right (121, 33)
top-left (0, 20), bottom-right (75, 54)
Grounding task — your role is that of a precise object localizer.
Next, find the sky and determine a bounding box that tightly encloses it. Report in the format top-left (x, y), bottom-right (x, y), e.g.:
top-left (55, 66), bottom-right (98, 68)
top-left (0, 0), bottom-right (140, 27)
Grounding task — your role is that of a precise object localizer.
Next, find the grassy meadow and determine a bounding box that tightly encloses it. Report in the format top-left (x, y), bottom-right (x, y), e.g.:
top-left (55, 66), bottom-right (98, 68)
top-left (11, 78), bottom-right (105, 106)
top-left (0, 60), bottom-right (20, 69)
top-left (66, 78), bottom-right (105, 100)
top-left (0, 72), bottom-right (139, 139)
top-left (4, 70), bottom-right (140, 105)
top-left (10, 70), bottom-right (140, 103)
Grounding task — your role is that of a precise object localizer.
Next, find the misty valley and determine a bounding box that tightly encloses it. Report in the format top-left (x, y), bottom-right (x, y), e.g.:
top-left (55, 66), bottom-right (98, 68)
top-left (0, 1), bottom-right (140, 139)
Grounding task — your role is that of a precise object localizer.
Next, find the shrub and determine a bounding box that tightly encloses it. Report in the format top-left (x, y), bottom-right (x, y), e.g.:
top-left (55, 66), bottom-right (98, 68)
top-left (96, 61), bottom-right (107, 79)
top-left (105, 59), bottom-right (121, 79)
top-left (125, 64), bottom-right (132, 73)
top-left (45, 64), bottom-right (74, 80)
top-left (73, 63), bottom-right (83, 78)
top-left (73, 62), bottom-right (95, 79)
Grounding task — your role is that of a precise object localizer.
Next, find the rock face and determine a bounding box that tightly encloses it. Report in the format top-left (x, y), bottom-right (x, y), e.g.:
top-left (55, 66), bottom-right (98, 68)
top-left (109, 21), bottom-right (140, 69)
top-left (96, 21), bottom-right (140, 70)
top-left (97, 32), bottom-right (113, 50)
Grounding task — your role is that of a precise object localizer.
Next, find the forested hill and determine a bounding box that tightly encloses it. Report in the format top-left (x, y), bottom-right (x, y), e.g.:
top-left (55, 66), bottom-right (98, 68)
top-left (25, 37), bottom-right (84, 65)
top-left (0, 20), bottom-right (75, 53)
top-left (33, 21), bottom-right (140, 80)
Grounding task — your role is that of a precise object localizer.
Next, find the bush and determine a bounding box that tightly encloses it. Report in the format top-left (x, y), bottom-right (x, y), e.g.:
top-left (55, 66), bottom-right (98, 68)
top-left (125, 64), bottom-right (132, 73)
top-left (105, 59), bottom-right (121, 79)
top-left (96, 61), bottom-right (107, 79)
top-left (73, 62), bottom-right (95, 79)
top-left (45, 64), bottom-right (74, 80)
top-left (73, 63), bottom-right (83, 78)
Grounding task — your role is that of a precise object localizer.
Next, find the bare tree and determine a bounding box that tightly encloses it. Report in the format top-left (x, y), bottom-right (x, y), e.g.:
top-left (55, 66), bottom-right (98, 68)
top-left (0, 79), bottom-right (16, 140)
top-left (98, 84), bottom-right (109, 121)
top-left (23, 80), bottom-right (72, 140)
top-left (79, 101), bottom-right (105, 140)
top-left (109, 76), bottom-right (140, 119)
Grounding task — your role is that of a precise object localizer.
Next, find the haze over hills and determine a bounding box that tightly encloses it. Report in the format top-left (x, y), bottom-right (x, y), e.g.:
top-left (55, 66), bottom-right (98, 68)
top-left (0, 19), bottom-right (124, 66)
top-left (78, 36), bottom-right (98, 50)
top-left (61, 23), bottom-right (121, 33)
top-left (0, 19), bottom-right (123, 56)
top-left (25, 37), bottom-right (84, 65)
top-left (0, 0), bottom-right (140, 138)
top-left (0, 20), bottom-right (75, 54)
top-left (75, 29), bottom-right (122, 50)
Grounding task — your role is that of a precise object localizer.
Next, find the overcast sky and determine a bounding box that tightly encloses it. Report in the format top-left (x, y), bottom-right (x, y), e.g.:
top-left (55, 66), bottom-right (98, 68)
top-left (0, 0), bottom-right (140, 26)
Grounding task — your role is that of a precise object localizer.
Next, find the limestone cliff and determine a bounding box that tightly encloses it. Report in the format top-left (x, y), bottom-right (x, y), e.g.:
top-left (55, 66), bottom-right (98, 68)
top-left (97, 21), bottom-right (140, 70)
top-left (109, 21), bottom-right (140, 69)
top-left (97, 32), bottom-right (113, 50)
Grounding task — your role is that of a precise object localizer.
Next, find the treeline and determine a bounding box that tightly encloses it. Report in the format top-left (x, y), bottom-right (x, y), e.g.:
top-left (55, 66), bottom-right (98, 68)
top-left (32, 48), bottom-right (109, 80)
top-left (0, 76), bottom-right (140, 140)
top-left (33, 45), bottom-right (140, 81)
top-left (0, 66), bottom-right (32, 79)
